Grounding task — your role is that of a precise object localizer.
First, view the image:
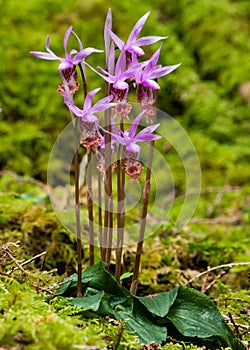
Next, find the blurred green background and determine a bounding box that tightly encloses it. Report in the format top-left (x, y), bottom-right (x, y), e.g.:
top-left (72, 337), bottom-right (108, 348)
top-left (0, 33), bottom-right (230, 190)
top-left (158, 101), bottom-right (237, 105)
top-left (0, 0), bottom-right (250, 185)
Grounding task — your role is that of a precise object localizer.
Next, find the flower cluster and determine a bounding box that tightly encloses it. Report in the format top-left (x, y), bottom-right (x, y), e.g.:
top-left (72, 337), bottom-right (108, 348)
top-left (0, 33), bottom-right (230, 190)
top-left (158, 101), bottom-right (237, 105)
top-left (30, 9), bottom-right (180, 180)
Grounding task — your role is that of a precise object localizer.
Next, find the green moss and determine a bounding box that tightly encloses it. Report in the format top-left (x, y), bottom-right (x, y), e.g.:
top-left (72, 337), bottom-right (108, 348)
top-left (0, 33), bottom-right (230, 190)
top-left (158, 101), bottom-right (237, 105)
top-left (1, 0), bottom-right (250, 182)
top-left (216, 289), bottom-right (250, 344)
top-left (0, 277), bottom-right (106, 349)
top-left (0, 175), bottom-right (81, 275)
top-left (0, 276), bottom-right (142, 349)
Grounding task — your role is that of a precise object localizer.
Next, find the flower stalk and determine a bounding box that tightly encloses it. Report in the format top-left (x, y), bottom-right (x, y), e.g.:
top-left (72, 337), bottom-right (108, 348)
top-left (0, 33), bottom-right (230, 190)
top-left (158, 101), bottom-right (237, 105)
top-left (73, 117), bottom-right (83, 298)
top-left (98, 169), bottom-right (104, 260)
top-left (87, 150), bottom-right (95, 265)
top-left (130, 87), bottom-right (158, 294)
top-left (130, 140), bottom-right (154, 294)
top-left (115, 120), bottom-right (125, 282)
top-left (77, 62), bottom-right (95, 268)
top-left (103, 105), bottom-right (113, 271)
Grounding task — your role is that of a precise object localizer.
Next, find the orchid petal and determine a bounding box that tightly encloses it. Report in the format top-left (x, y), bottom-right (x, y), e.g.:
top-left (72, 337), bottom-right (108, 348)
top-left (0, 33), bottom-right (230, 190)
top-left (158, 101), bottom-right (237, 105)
top-left (45, 37), bottom-right (62, 61)
top-left (146, 46), bottom-right (161, 68)
top-left (90, 103), bottom-right (114, 114)
top-left (73, 48), bottom-right (103, 64)
top-left (142, 79), bottom-right (161, 89)
top-left (120, 61), bottom-right (142, 80)
top-left (102, 75), bottom-right (115, 84)
top-left (128, 112), bottom-right (144, 138)
top-left (131, 53), bottom-right (140, 66)
top-left (58, 60), bottom-right (74, 70)
top-left (108, 42), bottom-right (115, 74)
top-left (150, 63), bottom-right (181, 79)
top-left (30, 51), bottom-right (58, 60)
top-left (127, 45), bottom-right (145, 56)
top-left (70, 49), bottom-right (78, 56)
top-left (64, 26), bottom-right (73, 52)
top-left (138, 123), bottom-right (160, 136)
top-left (45, 36), bottom-right (57, 57)
top-left (82, 113), bottom-right (99, 123)
top-left (66, 101), bottom-right (83, 117)
top-left (86, 62), bottom-right (115, 83)
top-left (84, 88), bottom-right (101, 110)
top-left (127, 11), bottom-right (150, 43)
top-left (110, 116), bottom-right (121, 135)
top-left (45, 36), bottom-right (50, 50)
top-left (104, 131), bottom-right (124, 144)
top-left (135, 35), bottom-right (168, 47)
top-left (115, 51), bottom-right (126, 75)
top-left (104, 8), bottom-right (112, 57)
top-left (90, 95), bottom-right (115, 113)
top-left (72, 30), bottom-right (84, 51)
top-left (31, 27), bottom-right (100, 72)
top-left (109, 29), bottom-right (125, 50)
top-left (135, 134), bottom-right (161, 142)
top-left (97, 65), bottom-right (109, 75)
top-left (113, 80), bottom-right (129, 90)
top-left (127, 143), bottom-right (141, 153)
top-left (139, 47), bottom-right (161, 78)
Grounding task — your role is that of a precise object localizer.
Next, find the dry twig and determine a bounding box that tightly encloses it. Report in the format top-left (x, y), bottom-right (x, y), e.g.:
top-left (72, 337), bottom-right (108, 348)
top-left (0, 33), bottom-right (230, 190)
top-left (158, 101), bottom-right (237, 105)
top-left (201, 269), bottom-right (227, 293)
top-left (186, 262), bottom-right (250, 286)
top-left (7, 251), bottom-right (47, 274)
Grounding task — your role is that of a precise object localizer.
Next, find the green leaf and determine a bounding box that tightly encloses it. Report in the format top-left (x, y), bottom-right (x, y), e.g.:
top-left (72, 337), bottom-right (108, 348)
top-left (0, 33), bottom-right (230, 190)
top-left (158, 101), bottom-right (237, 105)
top-left (167, 286), bottom-right (243, 349)
top-left (136, 288), bottom-right (179, 317)
top-left (120, 272), bottom-right (133, 281)
top-left (116, 300), bottom-right (167, 345)
top-left (53, 274), bottom-right (93, 297)
top-left (55, 262), bottom-right (129, 298)
top-left (69, 291), bottom-right (104, 312)
top-left (53, 263), bottom-right (243, 348)
top-left (84, 262), bottom-right (129, 297)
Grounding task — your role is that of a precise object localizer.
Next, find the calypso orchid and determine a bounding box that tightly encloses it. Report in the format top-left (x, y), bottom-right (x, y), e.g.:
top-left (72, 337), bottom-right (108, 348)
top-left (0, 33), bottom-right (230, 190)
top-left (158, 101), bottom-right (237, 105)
top-left (65, 88), bottom-right (115, 151)
top-left (65, 87), bottom-right (114, 123)
top-left (30, 26), bottom-right (103, 99)
top-left (135, 45), bottom-right (181, 90)
top-left (108, 112), bottom-right (161, 156)
top-left (120, 111), bottom-right (161, 179)
top-left (104, 8), bottom-right (113, 72)
top-left (90, 51), bottom-right (136, 91)
top-left (85, 50), bottom-right (138, 118)
top-left (29, 8), bottom-right (182, 292)
top-left (108, 11), bottom-right (167, 59)
top-left (133, 46), bottom-right (181, 121)
top-left (30, 26), bottom-right (102, 70)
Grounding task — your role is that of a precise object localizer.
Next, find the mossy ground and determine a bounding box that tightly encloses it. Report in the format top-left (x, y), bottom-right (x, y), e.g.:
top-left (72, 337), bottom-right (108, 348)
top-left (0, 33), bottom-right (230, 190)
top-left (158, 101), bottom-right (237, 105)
top-left (0, 173), bottom-right (249, 349)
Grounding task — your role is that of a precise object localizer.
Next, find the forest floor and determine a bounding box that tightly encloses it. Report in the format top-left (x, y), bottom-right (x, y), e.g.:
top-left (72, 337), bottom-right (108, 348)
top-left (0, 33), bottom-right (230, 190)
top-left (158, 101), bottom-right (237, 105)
top-left (0, 172), bottom-right (249, 349)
